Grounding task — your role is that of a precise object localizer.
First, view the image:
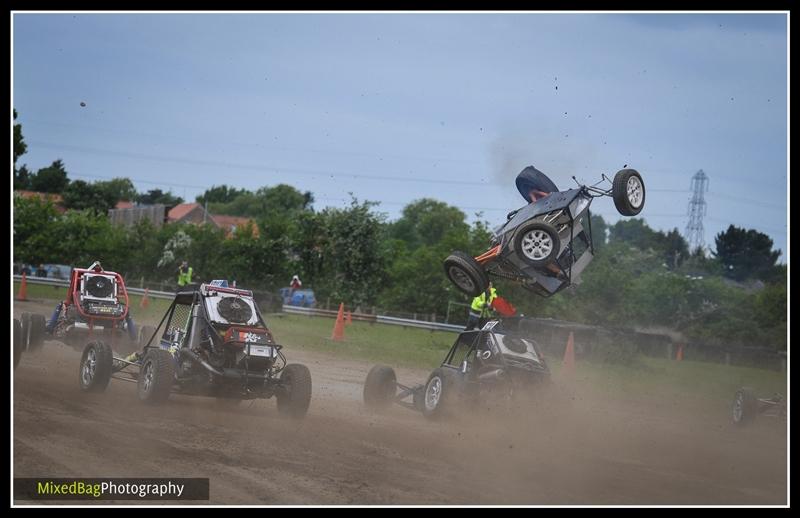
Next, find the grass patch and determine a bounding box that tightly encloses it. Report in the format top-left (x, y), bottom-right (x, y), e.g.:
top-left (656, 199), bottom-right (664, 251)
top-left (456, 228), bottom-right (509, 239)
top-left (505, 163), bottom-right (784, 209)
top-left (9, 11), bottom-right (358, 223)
top-left (18, 281), bottom-right (785, 405)
top-left (267, 314), bottom-right (454, 369)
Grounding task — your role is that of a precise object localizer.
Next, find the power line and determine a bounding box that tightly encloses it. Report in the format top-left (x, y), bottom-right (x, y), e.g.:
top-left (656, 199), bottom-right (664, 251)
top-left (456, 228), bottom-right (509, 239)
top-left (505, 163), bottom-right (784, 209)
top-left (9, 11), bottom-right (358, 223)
top-left (34, 141), bottom-right (704, 194)
top-left (32, 141), bottom-right (495, 187)
top-left (23, 118), bottom-right (482, 166)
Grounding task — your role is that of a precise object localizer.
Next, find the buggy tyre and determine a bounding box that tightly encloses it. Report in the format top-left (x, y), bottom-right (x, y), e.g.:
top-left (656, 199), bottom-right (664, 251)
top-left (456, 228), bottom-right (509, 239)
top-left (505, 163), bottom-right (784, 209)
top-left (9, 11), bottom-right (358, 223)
top-left (363, 365), bottom-right (397, 411)
top-left (733, 387), bottom-right (758, 426)
top-left (20, 312), bottom-right (31, 352)
top-left (444, 251), bottom-right (489, 297)
top-left (277, 364), bottom-right (312, 419)
top-left (14, 318), bottom-right (22, 369)
top-left (421, 368), bottom-right (458, 420)
top-left (27, 313), bottom-right (47, 352)
top-left (79, 341), bottom-right (114, 393)
top-left (137, 349), bottom-right (175, 404)
top-left (613, 169), bottom-right (645, 216)
top-left (514, 221), bottom-right (561, 266)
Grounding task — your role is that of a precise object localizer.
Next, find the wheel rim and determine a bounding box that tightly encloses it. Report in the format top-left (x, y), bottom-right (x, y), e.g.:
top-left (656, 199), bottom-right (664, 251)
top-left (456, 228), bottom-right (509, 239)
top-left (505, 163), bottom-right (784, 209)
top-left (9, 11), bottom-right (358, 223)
top-left (82, 348), bottom-right (97, 387)
top-left (448, 266), bottom-right (476, 292)
top-left (733, 393), bottom-right (743, 422)
top-left (425, 376), bottom-right (442, 411)
top-left (626, 176), bottom-right (644, 208)
top-left (142, 360), bottom-right (154, 393)
top-left (521, 229), bottom-right (554, 261)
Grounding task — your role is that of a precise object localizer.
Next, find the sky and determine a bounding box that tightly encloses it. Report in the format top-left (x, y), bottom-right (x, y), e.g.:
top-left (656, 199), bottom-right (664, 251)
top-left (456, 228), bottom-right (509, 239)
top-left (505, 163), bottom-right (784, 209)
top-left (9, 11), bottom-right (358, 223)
top-left (12, 12), bottom-right (789, 261)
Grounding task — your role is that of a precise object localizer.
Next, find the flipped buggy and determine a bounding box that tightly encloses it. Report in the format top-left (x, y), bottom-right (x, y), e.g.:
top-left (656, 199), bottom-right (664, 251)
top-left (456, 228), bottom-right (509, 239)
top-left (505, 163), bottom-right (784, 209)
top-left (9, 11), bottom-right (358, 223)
top-left (363, 318), bottom-right (550, 419)
top-left (26, 261), bottom-right (142, 354)
top-left (77, 282), bottom-right (312, 418)
top-left (732, 387), bottom-right (786, 426)
top-left (444, 166), bottom-right (645, 297)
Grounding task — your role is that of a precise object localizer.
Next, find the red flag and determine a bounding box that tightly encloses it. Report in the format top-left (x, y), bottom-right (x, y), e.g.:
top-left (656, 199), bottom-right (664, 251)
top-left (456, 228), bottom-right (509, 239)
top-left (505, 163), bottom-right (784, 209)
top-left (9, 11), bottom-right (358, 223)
top-left (491, 296), bottom-right (516, 317)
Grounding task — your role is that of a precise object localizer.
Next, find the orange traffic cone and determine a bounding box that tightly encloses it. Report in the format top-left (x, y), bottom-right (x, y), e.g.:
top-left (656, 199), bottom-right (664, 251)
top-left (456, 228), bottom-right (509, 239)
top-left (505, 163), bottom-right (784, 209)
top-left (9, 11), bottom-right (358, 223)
top-left (140, 288), bottom-right (150, 309)
top-left (331, 302), bottom-right (345, 341)
top-left (345, 310), bottom-right (352, 325)
top-left (562, 332), bottom-right (575, 378)
top-left (16, 271), bottom-right (28, 301)
top-left (676, 344), bottom-right (684, 361)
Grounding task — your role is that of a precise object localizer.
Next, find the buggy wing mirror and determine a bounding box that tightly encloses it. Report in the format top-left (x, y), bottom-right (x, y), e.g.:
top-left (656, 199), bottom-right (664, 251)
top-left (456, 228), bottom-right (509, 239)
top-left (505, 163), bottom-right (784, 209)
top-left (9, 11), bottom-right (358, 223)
top-left (460, 360), bottom-right (469, 374)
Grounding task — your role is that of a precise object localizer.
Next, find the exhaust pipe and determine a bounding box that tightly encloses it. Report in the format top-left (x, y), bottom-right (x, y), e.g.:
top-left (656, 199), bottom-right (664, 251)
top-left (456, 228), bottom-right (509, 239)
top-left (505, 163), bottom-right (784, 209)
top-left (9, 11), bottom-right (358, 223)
top-left (180, 348), bottom-right (271, 381)
top-left (180, 348), bottom-right (224, 376)
top-left (477, 368), bottom-right (506, 381)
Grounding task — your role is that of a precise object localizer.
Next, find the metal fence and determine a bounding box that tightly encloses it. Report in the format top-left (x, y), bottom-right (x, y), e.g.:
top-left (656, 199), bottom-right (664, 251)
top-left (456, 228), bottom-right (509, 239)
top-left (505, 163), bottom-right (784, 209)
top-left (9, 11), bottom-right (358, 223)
top-left (13, 274), bottom-right (785, 371)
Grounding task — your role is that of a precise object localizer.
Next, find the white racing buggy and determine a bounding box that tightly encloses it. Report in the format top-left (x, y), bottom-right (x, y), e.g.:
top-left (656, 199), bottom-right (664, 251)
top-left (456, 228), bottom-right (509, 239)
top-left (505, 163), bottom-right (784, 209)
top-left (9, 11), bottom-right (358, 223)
top-left (77, 282), bottom-right (312, 418)
top-left (363, 318), bottom-right (550, 420)
top-left (445, 166), bottom-right (645, 297)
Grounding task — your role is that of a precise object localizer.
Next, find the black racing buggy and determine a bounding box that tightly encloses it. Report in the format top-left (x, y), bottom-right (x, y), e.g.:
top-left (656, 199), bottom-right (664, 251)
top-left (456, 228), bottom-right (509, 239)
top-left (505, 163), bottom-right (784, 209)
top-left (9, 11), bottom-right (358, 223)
top-left (732, 387), bottom-right (786, 426)
top-left (444, 166), bottom-right (645, 297)
top-left (77, 282), bottom-right (312, 418)
top-left (362, 318), bottom-right (550, 419)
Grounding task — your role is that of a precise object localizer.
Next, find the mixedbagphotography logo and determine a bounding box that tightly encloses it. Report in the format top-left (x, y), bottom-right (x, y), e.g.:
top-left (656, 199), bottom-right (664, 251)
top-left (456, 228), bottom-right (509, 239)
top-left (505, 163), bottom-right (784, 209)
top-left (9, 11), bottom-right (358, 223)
top-left (14, 478), bottom-right (209, 501)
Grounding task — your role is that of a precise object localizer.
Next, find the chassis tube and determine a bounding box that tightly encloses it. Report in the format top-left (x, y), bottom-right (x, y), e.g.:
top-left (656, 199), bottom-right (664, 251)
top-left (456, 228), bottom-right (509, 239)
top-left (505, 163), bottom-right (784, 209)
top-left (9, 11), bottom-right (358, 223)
top-left (179, 348), bottom-right (272, 381)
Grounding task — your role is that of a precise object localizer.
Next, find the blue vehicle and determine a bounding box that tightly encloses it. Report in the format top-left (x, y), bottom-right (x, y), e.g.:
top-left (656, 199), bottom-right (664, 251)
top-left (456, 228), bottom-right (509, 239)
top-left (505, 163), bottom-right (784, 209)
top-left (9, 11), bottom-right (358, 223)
top-left (279, 288), bottom-right (316, 308)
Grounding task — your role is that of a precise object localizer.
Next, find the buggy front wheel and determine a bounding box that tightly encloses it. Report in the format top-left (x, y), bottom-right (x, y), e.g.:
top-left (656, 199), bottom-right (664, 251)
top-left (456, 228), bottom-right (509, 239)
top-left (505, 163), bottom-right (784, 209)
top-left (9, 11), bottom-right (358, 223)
top-left (79, 341), bottom-right (114, 392)
top-left (732, 387), bottom-right (758, 426)
top-left (444, 251), bottom-right (489, 297)
top-left (137, 349), bottom-right (175, 404)
top-left (613, 169), bottom-right (645, 216)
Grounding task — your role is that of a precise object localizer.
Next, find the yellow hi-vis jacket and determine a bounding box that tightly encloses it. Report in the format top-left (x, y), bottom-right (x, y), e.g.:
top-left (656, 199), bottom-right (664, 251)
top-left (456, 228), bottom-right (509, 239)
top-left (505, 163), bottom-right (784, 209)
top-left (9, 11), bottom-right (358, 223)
top-left (178, 266), bottom-right (193, 286)
top-left (470, 288), bottom-right (497, 316)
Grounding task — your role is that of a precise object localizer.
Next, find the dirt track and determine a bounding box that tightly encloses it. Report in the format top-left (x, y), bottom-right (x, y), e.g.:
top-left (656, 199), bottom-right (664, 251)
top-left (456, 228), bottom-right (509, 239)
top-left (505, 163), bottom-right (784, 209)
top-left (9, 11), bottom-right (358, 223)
top-left (13, 300), bottom-right (787, 505)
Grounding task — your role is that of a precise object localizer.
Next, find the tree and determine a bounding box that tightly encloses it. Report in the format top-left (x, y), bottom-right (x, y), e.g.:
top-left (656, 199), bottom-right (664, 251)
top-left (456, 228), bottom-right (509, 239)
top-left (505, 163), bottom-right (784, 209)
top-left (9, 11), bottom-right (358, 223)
top-left (14, 109), bottom-right (27, 169)
top-left (209, 184), bottom-right (314, 218)
top-left (14, 164), bottom-right (32, 191)
top-left (136, 189), bottom-right (184, 207)
top-left (713, 225), bottom-right (781, 281)
top-left (588, 213), bottom-right (608, 254)
top-left (388, 199), bottom-right (471, 250)
top-left (662, 228), bottom-right (690, 269)
top-left (30, 160), bottom-right (70, 193)
top-left (13, 195), bottom-right (61, 264)
top-left (609, 219), bottom-right (689, 269)
top-left (196, 184), bottom-right (249, 205)
top-left (96, 178), bottom-right (138, 202)
top-left (62, 180), bottom-right (114, 214)
top-left (304, 198), bottom-right (387, 307)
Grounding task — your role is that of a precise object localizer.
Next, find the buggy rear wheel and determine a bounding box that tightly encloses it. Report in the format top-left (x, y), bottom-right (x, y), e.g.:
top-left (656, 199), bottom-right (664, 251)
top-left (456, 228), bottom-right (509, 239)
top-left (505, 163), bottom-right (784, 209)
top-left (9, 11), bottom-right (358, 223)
top-left (444, 251), bottom-right (489, 297)
top-left (14, 318), bottom-right (22, 369)
top-left (20, 312), bottom-right (31, 352)
top-left (733, 387), bottom-right (758, 426)
top-left (613, 169), bottom-right (645, 216)
top-left (363, 365), bottom-right (397, 411)
top-left (79, 341), bottom-right (114, 393)
top-left (137, 349), bottom-right (175, 404)
top-left (27, 313), bottom-right (47, 352)
top-left (277, 364), bottom-right (312, 419)
top-left (514, 221), bottom-right (561, 266)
